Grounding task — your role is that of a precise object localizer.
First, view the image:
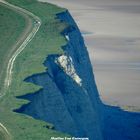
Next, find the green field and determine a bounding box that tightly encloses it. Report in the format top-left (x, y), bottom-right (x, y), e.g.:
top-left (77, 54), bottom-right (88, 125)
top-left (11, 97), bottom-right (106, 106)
top-left (0, 3), bottom-right (26, 92)
top-left (0, 0), bottom-right (69, 139)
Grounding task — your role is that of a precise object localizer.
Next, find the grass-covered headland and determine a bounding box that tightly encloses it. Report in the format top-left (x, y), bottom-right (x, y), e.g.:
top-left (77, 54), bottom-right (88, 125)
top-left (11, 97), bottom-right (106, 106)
top-left (0, 0), bottom-right (69, 139)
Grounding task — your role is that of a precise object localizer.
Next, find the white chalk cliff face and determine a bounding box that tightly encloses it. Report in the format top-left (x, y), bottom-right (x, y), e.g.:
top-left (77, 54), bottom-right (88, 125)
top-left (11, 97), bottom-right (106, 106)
top-left (55, 55), bottom-right (82, 86)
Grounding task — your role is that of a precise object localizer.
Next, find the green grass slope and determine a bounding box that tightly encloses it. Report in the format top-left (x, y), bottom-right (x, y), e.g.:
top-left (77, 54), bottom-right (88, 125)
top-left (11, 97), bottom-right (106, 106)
top-left (0, 3), bottom-right (26, 92)
top-left (0, 0), bottom-right (69, 139)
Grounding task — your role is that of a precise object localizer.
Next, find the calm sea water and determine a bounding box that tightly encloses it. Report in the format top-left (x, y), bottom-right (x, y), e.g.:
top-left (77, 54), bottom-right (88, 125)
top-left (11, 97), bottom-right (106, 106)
top-left (39, 0), bottom-right (140, 108)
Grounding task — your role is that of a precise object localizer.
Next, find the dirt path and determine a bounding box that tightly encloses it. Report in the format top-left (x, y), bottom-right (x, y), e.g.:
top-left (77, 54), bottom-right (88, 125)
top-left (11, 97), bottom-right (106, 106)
top-left (0, 0), bottom-right (42, 139)
top-left (0, 2), bottom-right (32, 92)
top-left (0, 0), bottom-right (41, 96)
top-left (0, 123), bottom-right (11, 140)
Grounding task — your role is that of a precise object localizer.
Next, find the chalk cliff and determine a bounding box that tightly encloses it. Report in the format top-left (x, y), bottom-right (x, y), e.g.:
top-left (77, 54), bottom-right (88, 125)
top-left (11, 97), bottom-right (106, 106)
top-left (15, 10), bottom-right (103, 140)
top-left (14, 10), bottom-right (140, 140)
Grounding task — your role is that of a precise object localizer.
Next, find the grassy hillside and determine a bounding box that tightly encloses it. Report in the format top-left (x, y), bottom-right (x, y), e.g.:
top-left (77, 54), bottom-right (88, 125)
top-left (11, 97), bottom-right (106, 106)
top-left (0, 3), bottom-right (26, 92)
top-left (0, 0), bottom-right (69, 139)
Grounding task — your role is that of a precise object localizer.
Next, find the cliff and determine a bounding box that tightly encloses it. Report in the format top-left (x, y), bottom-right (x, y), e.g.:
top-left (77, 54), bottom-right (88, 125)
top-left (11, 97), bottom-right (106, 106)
top-left (14, 10), bottom-right (140, 140)
top-left (14, 10), bottom-right (103, 140)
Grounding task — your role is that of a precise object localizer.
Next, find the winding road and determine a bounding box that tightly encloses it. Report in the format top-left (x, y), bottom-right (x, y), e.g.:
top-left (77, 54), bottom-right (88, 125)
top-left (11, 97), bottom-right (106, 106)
top-left (0, 0), bottom-right (42, 139)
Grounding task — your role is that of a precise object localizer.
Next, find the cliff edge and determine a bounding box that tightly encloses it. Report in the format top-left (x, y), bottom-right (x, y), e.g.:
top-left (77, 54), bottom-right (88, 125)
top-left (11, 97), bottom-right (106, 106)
top-left (15, 10), bottom-right (103, 140)
top-left (14, 10), bottom-right (140, 140)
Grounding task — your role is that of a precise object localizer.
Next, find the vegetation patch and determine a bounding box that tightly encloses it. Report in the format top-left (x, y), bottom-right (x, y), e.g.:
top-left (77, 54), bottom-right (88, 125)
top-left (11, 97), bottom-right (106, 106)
top-left (0, 3), bottom-right (26, 91)
top-left (0, 0), bottom-right (69, 139)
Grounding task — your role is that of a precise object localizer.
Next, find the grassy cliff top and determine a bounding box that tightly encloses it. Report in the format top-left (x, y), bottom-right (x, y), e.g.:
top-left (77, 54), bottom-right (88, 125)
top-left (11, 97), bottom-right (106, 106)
top-left (0, 0), bottom-right (69, 139)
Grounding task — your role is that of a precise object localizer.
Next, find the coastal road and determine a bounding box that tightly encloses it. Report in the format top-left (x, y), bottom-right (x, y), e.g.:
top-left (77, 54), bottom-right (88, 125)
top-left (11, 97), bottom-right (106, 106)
top-left (0, 0), bottom-right (41, 139)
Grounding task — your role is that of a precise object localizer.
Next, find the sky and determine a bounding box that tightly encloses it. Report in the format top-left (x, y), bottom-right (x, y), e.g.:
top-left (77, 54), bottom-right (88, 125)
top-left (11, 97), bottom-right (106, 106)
top-left (39, 0), bottom-right (140, 108)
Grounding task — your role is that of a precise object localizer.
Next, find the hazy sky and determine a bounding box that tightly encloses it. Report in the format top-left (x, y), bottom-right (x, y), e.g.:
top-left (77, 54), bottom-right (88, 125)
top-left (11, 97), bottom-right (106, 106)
top-left (39, 0), bottom-right (140, 108)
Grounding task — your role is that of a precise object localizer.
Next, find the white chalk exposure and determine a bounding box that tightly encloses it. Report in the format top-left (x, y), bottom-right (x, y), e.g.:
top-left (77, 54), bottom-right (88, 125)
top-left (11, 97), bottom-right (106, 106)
top-left (65, 35), bottom-right (69, 41)
top-left (56, 55), bottom-right (82, 86)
